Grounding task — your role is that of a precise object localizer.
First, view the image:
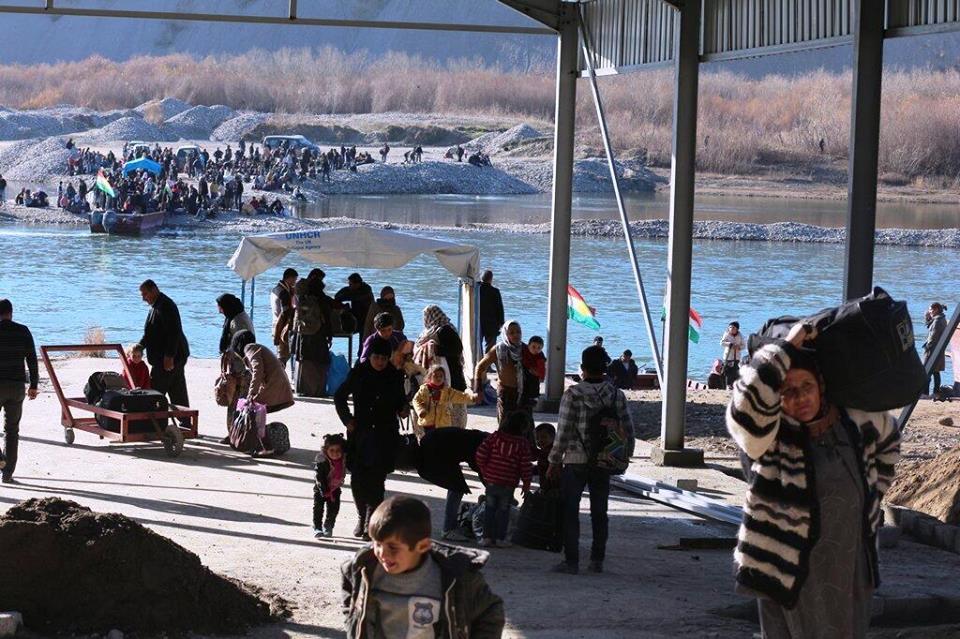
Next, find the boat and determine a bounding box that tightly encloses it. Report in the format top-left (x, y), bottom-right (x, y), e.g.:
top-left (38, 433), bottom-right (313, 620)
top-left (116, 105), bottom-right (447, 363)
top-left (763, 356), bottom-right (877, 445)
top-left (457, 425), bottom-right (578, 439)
top-left (90, 210), bottom-right (165, 236)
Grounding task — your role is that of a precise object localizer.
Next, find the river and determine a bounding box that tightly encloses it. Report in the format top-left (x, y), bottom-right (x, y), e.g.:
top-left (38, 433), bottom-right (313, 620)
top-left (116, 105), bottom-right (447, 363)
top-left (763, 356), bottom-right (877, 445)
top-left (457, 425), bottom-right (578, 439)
top-left (0, 192), bottom-right (954, 385)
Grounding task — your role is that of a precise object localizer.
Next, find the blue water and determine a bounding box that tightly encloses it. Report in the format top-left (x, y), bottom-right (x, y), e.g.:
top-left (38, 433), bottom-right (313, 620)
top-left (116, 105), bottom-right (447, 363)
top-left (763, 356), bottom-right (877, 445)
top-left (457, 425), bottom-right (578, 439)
top-left (0, 211), bottom-right (953, 383)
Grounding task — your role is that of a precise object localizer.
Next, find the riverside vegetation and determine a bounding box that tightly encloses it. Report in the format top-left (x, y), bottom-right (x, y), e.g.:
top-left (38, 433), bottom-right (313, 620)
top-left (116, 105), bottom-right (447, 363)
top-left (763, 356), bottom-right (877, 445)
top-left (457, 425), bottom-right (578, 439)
top-left (1, 49), bottom-right (959, 185)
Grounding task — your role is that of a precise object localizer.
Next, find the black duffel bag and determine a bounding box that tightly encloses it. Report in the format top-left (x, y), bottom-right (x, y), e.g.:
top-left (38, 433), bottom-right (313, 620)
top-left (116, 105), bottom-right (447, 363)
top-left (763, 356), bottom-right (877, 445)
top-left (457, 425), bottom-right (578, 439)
top-left (96, 388), bottom-right (169, 433)
top-left (812, 287), bottom-right (925, 411)
top-left (511, 489), bottom-right (562, 552)
top-left (750, 288), bottom-right (925, 411)
top-left (84, 371), bottom-right (127, 405)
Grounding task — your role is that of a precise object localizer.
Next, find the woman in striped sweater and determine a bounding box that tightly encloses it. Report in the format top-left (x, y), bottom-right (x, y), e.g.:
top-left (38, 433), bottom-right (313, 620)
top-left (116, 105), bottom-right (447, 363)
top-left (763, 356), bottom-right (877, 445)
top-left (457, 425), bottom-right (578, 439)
top-left (726, 322), bottom-right (900, 639)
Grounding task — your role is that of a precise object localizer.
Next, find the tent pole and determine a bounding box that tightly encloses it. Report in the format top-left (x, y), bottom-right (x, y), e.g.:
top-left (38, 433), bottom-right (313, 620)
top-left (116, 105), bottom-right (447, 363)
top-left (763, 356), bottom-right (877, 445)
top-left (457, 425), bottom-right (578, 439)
top-left (241, 279), bottom-right (246, 306)
top-left (250, 277), bottom-right (255, 322)
top-left (457, 280), bottom-right (463, 334)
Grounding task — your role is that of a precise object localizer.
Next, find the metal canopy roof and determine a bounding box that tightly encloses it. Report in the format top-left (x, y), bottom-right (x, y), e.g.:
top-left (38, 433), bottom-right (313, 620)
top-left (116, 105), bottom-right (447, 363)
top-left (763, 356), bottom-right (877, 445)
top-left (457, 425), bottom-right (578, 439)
top-left (580, 0), bottom-right (960, 75)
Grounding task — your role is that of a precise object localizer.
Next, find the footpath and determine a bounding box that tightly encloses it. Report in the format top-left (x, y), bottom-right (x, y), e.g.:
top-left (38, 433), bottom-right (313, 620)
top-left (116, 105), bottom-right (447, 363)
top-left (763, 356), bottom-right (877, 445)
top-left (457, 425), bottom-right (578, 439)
top-left (3, 357), bottom-right (960, 638)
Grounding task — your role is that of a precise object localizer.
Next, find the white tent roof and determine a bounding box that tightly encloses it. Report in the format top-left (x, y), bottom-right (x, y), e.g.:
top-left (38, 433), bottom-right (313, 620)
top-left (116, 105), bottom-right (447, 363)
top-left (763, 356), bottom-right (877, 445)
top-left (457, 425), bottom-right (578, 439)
top-left (227, 226), bottom-right (480, 282)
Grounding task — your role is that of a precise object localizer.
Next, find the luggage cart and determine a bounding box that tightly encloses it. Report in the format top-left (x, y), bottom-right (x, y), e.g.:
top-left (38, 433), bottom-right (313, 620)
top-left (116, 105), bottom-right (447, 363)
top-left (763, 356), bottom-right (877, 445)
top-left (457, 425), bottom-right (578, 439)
top-left (41, 344), bottom-right (199, 457)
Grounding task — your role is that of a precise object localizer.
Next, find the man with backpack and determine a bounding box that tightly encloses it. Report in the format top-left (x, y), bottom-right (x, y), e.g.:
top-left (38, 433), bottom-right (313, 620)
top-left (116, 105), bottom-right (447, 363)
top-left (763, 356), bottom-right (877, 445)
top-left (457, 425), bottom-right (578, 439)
top-left (546, 345), bottom-right (634, 575)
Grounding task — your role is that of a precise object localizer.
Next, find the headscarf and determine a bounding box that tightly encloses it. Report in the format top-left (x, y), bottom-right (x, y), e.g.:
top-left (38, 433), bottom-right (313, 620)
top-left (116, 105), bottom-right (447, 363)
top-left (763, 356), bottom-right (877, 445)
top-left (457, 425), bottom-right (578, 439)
top-left (217, 293), bottom-right (245, 354)
top-left (230, 329), bottom-right (256, 356)
top-left (496, 320), bottom-right (525, 395)
top-left (417, 305), bottom-right (452, 345)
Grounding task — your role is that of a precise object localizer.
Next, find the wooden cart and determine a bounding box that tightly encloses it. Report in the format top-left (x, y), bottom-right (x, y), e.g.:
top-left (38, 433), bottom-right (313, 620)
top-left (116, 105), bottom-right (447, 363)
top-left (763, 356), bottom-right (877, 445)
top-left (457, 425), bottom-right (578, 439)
top-left (41, 344), bottom-right (199, 457)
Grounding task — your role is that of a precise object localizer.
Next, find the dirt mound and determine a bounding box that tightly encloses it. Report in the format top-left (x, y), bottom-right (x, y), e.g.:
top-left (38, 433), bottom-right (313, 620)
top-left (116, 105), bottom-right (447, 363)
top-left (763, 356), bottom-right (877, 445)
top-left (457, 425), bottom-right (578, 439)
top-left (134, 97), bottom-right (192, 122)
top-left (76, 116), bottom-right (169, 144)
top-left (886, 447), bottom-right (960, 524)
top-left (164, 104), bottom-right (236, 139)
top-left (466, 123), bottom-right (544, 154)
top-left (0, 497), bottom-right (290, 634)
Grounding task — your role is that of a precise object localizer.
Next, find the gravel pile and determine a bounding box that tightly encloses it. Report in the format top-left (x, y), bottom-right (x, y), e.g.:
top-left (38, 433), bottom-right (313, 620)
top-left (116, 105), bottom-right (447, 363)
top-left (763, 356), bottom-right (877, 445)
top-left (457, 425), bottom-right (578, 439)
top-left (0, 107), bottom-right (134, 141)
top-left (0, 136), bottom-right (75, 180)
top-left (75, 116), bottom-right (170, 144)
top-left (467, 123), bottom-right (544, 154)
top-left (164, 104), bottom-right (236, 139)
top-left (133, 97), bottom-right (192, 120)
top-left (0, 497), bottom-right (290, 634)
top-left (499, 157), bottom-right (660, 193)
top-left (308, 160), bottom-right (539, 196)
top-left (212, 112), bottom-right (270, 142)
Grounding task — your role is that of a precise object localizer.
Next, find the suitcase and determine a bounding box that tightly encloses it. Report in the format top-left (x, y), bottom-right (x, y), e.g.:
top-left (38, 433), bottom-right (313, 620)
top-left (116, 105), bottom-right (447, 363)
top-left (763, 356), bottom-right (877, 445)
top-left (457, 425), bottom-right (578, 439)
top-left (84, 371), bottom-right (127, 404)
top-left (96, 389), bottom-right (169, 433)
top-left (511, 490), bottom-right (562, 552)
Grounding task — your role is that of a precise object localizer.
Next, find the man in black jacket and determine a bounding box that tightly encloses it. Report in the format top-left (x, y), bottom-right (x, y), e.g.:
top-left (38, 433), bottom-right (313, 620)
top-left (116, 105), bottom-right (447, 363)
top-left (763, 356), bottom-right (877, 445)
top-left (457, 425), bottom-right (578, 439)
top-left (0, 299), bottom-right (38, 483)
top-left (138, 280), bottom-right (190, 409)
top-left (478, 270), bottom-right (504, 353)
top-left (334, 272), bottom-right (375, 357)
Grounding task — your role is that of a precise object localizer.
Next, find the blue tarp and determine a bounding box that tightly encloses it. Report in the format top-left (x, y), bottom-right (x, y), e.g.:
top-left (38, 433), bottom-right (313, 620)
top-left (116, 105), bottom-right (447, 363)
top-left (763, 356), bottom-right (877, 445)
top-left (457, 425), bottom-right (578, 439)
top-left (121, 157), bottom-right (162, 176)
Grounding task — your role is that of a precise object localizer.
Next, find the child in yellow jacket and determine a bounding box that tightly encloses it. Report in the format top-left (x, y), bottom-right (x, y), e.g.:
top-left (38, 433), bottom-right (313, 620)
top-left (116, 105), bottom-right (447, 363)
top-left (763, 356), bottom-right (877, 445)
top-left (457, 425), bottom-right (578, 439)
top-left (412, 365), bottom-right (477, 433)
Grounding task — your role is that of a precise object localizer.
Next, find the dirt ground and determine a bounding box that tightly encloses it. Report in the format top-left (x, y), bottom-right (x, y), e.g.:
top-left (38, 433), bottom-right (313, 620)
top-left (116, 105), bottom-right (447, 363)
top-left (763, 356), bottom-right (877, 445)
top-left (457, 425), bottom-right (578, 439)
top-left (4, 357), bottom-right (960, 638)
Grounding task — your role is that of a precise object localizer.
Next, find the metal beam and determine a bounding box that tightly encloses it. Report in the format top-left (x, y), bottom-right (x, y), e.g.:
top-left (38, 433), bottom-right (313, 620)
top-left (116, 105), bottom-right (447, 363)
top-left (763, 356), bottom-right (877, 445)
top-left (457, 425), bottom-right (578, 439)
top-left (576, 3), bottom-right (664, 387)
top-left (540, 6), bottom-right (579, 411)
top-left (497, 0), bottom-right (562, 31)
top-left (0, 3), bottom-right (554, 35)
top-left (843, 0), bottom-right (885, 301)
top-left (656, 0), bottom-right (703, 467)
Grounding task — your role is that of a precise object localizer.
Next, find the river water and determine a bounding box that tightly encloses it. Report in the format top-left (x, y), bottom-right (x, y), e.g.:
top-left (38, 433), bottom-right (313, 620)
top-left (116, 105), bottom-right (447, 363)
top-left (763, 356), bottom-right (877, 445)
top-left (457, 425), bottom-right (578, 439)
top-left (0, 192), bottom-right (954, 384)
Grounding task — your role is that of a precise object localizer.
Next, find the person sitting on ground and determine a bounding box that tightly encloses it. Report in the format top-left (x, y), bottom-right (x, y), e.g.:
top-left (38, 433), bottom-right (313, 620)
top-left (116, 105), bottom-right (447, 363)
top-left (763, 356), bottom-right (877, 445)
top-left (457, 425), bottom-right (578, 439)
top-left (123, 343), bottom-right (151, 390)
top-left (474, 411), bottom-right (533, 548)
top-left (231, 329), bottom-right (294, 415)
top-left (607, 349), bottom-right (638, 389)
top-left (706, 358), bottom-right (725, 390)
top-left (413, 365), bottom-right (478, 435)
top-left (533, 423), bottom-right (556, 485)
top-left (342, 495), bottom-right (505, 638)
top-left (313, 433), bottom-right (346, 539)
top-left (726, 322), bottom-right (900, 638)
top-left (269, 198), bottom-right (284, 215)
top-left (359, 312), bottom-right (407, 362)
top-left (521, 335), bottom-right (546, 408)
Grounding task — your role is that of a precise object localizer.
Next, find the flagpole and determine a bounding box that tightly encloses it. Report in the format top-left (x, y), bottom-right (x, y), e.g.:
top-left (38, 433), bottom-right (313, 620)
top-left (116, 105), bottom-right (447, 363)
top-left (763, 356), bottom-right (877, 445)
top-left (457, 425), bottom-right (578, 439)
top-left (577, 7), bottom-right (663, 387)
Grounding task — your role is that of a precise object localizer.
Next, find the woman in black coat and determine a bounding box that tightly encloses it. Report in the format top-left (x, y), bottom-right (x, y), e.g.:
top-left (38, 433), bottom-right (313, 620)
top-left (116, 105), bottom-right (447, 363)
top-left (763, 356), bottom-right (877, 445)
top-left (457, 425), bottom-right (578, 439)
top-left (334, 336), bottom-right (408, 538)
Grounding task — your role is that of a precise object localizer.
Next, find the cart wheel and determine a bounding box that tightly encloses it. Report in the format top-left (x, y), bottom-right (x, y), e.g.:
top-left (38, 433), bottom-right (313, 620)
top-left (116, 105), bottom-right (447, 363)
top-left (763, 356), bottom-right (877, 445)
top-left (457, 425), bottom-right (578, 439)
top-left (63, 428), bottom-right (75, 445)
top-left (162, 423), bottom-right (185, 458)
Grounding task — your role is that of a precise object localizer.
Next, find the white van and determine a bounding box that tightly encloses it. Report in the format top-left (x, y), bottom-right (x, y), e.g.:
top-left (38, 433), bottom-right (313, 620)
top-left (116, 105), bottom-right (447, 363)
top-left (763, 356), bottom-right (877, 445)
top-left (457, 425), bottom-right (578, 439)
top-left (261, 135), bottom-right (319, 153)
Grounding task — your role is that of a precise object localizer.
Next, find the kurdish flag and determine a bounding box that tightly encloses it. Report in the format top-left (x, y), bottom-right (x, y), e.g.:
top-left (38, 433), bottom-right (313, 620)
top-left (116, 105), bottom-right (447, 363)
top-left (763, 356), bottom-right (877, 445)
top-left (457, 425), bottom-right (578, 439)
top-left (661, 306), bottom-right (703, 343)
top-left (567, 285), bottom-right (600, 330)
top-left (95, 169), bottom-right (116, 198)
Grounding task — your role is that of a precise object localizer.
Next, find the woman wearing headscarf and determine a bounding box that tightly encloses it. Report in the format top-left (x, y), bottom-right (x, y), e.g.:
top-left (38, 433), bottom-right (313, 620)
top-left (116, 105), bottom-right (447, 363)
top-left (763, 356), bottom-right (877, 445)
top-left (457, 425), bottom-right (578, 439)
top-left (474, 320), bottom-right (527, 427)
top-left (231, 330), bottom-right (294, 413)
top-left (727, 322), bottom-right (900, 639)
top-left (414, 305), bottom-right (467, 428)
top-left (217, 293), bottom-right (255, 439)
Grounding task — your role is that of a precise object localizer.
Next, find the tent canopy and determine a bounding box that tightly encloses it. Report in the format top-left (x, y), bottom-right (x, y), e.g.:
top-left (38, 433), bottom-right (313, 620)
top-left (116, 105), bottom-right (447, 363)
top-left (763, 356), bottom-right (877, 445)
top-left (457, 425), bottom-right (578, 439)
top-left (122, 157), bottom-right (162, 175)
top-left (227, 226), bottom-right (480, 283)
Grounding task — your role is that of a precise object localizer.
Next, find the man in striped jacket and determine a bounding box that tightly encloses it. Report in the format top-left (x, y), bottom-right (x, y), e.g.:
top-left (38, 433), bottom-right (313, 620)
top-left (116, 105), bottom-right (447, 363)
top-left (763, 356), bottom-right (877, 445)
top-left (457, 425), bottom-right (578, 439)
top-left (547, 345), bottom-right (634, 575)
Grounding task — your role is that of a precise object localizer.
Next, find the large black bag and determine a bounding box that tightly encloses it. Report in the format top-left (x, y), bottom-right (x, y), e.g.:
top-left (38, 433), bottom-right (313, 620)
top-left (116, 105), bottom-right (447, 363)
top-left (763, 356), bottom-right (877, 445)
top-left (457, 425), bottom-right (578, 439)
top-left (511, 490), bottom-right (562, 552)
top-left (813, 287), bottom-right (926, 411)
top-left (750, 288), bottom-right (925, 411)
top-left (96, 388), bottom-right (169, 433)
top-left (84, 371), bottom-right (127, 404)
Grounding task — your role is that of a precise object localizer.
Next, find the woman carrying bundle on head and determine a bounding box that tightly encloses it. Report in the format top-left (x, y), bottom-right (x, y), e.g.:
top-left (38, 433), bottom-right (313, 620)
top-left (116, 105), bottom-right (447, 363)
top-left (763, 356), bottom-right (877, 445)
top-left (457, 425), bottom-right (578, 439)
top-left (726, 322), bottom-right (900, 639)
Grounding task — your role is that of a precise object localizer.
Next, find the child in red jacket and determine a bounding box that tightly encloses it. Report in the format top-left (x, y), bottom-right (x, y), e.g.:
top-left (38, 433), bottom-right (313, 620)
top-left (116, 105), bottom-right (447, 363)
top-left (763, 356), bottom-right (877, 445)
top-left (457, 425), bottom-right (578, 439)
top-left (521, 335), bottom-right (546, 408)
top-left (124, 344), bottom-right (151, 390)
top-left (475, 411), bottom-right (533, 548)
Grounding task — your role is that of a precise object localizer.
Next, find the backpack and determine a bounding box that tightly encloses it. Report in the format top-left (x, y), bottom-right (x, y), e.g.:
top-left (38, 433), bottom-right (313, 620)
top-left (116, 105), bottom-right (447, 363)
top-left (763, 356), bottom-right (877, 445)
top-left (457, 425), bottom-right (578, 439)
top-left (295, 293), bottom-right (325, 336)
top-left (84, 371), bottom-right (127, 405)
top-left (579, 396), bottom-right (631, 475)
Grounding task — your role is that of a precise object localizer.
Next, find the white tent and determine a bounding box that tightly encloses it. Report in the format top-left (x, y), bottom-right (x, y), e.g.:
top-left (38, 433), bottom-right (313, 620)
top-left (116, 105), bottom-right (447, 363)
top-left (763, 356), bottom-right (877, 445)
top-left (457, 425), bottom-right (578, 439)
top-left (226, 225), bottom-right (483, 372)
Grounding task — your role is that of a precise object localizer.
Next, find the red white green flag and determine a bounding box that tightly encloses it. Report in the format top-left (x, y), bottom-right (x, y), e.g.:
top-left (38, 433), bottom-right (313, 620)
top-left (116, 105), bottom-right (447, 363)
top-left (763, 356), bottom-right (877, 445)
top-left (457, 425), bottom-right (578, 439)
top-left (567, 284), bottom-right (600, 330)
top-left (95, 169), bottom-right (116, 198)
top-left (661, 306), bottom-right (703, 343)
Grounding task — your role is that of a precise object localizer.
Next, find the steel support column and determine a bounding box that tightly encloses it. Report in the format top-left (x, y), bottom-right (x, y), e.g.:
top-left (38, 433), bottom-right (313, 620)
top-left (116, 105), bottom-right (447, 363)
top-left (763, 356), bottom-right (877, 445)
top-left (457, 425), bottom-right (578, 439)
top-left (540, 8), bottom-right (578, 412)
top-left (655, 1), bottom-right (703, 467)
top-left (843, 0), bottom-right (885, 301)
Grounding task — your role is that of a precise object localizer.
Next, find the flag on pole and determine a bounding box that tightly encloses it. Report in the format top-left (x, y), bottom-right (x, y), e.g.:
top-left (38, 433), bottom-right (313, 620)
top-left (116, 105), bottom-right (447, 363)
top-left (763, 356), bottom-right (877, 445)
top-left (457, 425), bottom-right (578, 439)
top-left (95, 169), bottom-right (116, 198)
top-left (567, 285), bottom-right (600, 330)
top-left (688, 308), bottom-right (703, 343)
top-left (661, 306), bottom-right (703, 343)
